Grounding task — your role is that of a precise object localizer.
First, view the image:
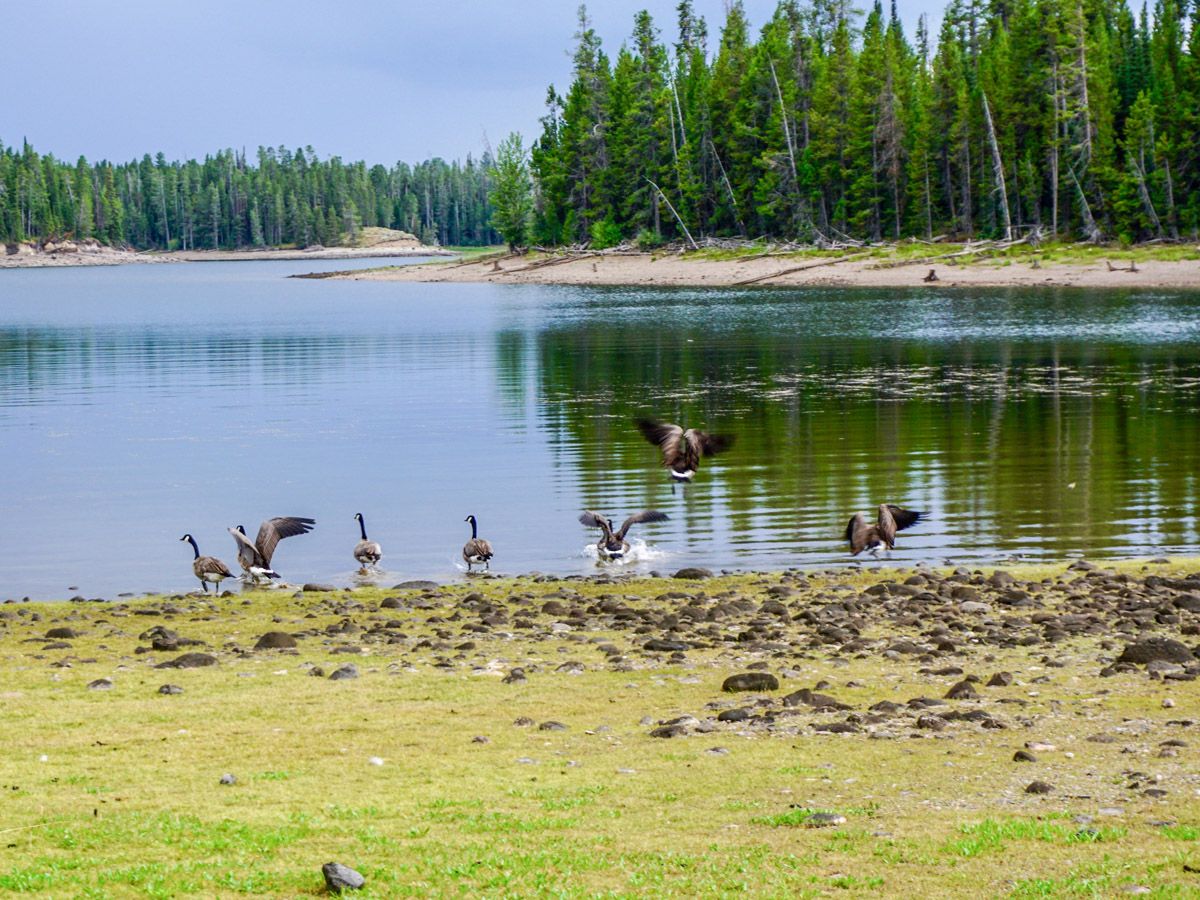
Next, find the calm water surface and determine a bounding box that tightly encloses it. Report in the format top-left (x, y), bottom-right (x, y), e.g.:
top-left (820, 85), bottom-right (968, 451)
top-left (2, 259), bottom-right (1199, 598)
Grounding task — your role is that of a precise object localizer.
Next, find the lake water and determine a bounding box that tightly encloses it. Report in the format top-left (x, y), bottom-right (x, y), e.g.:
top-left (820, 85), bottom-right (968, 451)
top-left (2, 259), bottom-right (1199, 599)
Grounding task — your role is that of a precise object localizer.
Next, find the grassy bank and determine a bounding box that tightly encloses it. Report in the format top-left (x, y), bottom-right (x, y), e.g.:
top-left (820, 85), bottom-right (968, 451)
top-left (1, 559), bottom-right (1197, 896)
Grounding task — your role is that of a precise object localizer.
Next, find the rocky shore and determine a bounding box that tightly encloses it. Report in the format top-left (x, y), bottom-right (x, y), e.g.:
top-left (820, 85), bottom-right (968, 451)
top-left (3, 559), bottom-right (1196, 894)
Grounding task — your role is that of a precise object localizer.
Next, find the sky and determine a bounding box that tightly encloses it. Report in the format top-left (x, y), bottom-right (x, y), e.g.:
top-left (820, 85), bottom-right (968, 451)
top-left (5, 0), bottom-right (940, 167)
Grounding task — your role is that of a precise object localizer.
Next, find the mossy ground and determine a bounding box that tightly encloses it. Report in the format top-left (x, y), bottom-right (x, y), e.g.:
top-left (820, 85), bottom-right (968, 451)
top-left (1, 560), bottom-right (1197, 897)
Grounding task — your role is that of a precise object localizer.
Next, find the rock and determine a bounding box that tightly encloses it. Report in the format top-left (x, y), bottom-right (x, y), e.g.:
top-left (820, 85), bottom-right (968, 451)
top-left (87, 678), bottom-right (113, 691)
top-left (392, 580), bottom-right (438, 591)
top-left (804, 812), bottom-right (847, 827)
top-left (717, 708), bottom-right (751, 723)
top-left (472, 735), bottom-right (490, 744)
top-left (154, 652), bottom-right (217, 669)
top-left (784, 689), bottom-right (850, 711)
top-left (45, 627), bottom-right (83, 639)
top-left (328, 664), bottom-right (359, 681)
top-left (986, 671), bottom-right (1014, 687)
top-left (303, 584), bottom-right (339, 593)
top-left (158, 684), bottom-right (183, 695)
top-left (1025, 780), bottom-right (1054, 795)
top-left (321, 862), bottom-right (365, 893)
top-left (722, 672), bottom-right (779, 693)
top-left (673, 568), bottom-right (713, 580)
top-left (219, 773), bottom-right (237, 785)
top-left (502, 668), bottom-right (527, 684)
top-left (254, 631), bottom-right (298, 650)
top-left (649, 724), bottom-right (690, 738)
top-left (538, 721), bottom-right (567, 732)
top-left (644, 639), bottom-right (689, 652)
top-left (944, 679), bottom-right (977, 700)
top-left (367, 756), bottom-right (384, 766)
top-left (1013, 749), bottom-right (1037, 762)
top-left (1118, 638), bottom-right (1194, 665)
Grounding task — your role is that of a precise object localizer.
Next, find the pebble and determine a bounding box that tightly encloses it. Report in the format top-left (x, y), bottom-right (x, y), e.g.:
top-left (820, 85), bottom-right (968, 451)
top-left (804, 812), bottom-right (847, 827)
top-left (367, 756), bottom-right (384, 766)
top-left (722, 672), bottom-right (779, 693)
top-left (157, 684), bottom-right (183, 695)
top-left (219, 773), bottom-right (237, 785)
top-left (321, 862), bottom-right (365, 893)
top-left (328, 664), bottom-right (359, 681)
top-left (1025, 780), bottom-right (1054, 794)
top-left (87, 678), bottom-right (114, 691)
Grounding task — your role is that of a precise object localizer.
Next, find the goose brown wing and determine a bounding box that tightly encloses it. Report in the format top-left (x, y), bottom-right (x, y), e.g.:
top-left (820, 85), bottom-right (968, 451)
top-left (229, 526), bottom-right (260, 564)
top-left (616, 510), bottom-right (669, 540)
top-left (885, 505), bottom-right (926, 532)
top-left (844, 514), bottom-right (872, 553)
top-left (635, 419), bottom-right (685, 468)
top-left (578, 511), bottom-right (610, 530)
top-left (256, 516), bottom-right (316, 566)
top-left (463, 538), bottom-right (493, 560)
top-left (197, 556), bottom-right (233, 578)
top-left (685, 429), bottom-right (736, 459)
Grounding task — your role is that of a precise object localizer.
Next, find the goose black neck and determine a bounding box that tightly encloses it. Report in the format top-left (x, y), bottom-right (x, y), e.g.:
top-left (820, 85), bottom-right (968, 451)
top-left (358, 516), bottom-right (368, 540)
top-left (187, 536), bottom-right (200, 559)
top-left (469, 517), bottom-right (478, 539)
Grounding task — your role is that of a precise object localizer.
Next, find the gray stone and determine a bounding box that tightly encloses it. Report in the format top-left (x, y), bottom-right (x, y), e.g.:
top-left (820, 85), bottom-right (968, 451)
top-left (328, 664), bottom-right (359, 681)
top-left (673, 568), bottom-right (713, 580)
top-left (87, 678), bottom-right (113, 691)
top-left (722, 672), bottom-right (779, 693)
top-left (1118, 638), bottom-right (1194, 665)
top-left (321, 862), bottom-right (365, 892)
top-left (154, 652), bottom-right (217, 669)
top-left (1025, 780), bottom-right (1054, 794)
top-left (303, 583), bottom-right (339, 593)
top-left (158, 684), bottom-right (183, 695)
top-left (254, 631), bottom-right (298, 650)
top-left (219, 773), bottom-right (237, 785)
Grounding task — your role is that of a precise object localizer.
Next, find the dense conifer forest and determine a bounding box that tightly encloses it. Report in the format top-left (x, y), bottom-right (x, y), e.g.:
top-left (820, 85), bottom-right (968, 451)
top-left (0, 143), bottom-right (500, 249)
top-left (531, 0), bottom-right (1200, 246)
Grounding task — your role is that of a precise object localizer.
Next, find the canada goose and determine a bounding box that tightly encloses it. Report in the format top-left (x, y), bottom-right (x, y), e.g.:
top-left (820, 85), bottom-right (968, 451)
top-left (462, 515), bottom-right (494, 572)
top-left (353, 513), bottom-right (383, 571)
top-left (228, 516), bottom-right (315, 582)
top-left (635, 418), bottom-right (735, 482)
top-left (179, 534), bottom-right (235, 594)
top-left (579, 510), bottom-right (669, 559)
top-left (844, 505), bottom-right (926, 558)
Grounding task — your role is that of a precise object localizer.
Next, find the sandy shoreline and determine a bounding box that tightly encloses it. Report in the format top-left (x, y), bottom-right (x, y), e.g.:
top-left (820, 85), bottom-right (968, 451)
top-left (335, 249), bottom-right (1200, 289)
top-left (0, 240), bottom-right (451, 269)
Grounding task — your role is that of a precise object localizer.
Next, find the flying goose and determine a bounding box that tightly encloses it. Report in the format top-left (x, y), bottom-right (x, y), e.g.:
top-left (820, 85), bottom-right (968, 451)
top-left (180, 534), bottom-right (235, 594)
top-left (635, 418), bottom-right (735, 482)
top-left (844, 505), bottom-right (926, 558)
top-left (462, 515), bottom-right (494, 572)
top-left (352, 513), bottom-right (383, 571)
top-left (229, 516), bottom-right (316, 582)
top-left (579, 509), bottom-right (669, 559)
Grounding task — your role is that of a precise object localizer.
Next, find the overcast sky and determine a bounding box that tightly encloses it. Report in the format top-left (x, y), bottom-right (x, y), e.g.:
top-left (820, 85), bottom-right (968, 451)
top-left (6, 1), bottom-right (939, 166)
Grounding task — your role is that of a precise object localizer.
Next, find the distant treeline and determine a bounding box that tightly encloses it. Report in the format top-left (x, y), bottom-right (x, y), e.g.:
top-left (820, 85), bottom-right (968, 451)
top-left (0, 143), bottom-right (500, 249)
top-left (531, 0), bottom-right (1200, 245)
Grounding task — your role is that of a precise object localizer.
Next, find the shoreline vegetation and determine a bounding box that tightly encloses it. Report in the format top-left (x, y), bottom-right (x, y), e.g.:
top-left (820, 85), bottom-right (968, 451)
top-left (3, 557), bottom-right (1197, 894)
top-left (322, 241), bottom-right (1200, 289)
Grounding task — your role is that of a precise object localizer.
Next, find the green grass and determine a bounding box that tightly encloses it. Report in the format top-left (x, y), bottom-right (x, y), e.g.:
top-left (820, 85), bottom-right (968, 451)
top-left (0, 559), bottom-right (1197, 895)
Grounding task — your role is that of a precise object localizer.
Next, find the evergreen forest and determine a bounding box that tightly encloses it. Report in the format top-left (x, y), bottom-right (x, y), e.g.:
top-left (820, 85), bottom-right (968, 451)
top-left (531, 0), bottom-right (1200, 246)
top-left (0, 143), bottom-right (500, 249)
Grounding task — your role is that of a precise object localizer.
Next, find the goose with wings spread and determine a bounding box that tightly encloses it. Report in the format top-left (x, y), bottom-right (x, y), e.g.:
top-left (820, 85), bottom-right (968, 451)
top-left (844, 505), bottom-right (926, 558)
top-left (635, 418), bottom-right (735, 482)
top-left (228, 516), bottom-right (316, 582)
top-left (579, 510), bottom-right (669, 559)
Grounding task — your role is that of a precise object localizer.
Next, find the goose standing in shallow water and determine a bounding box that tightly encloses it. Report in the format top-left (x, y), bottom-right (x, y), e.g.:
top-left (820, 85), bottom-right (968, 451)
top-left (844, 505), bottom-right (927, 558)
top-left (352, 513), bottom-right (383, 572)
top-left (229, 516), bottom-right (316, 583)
top-left (180, 534), bottom-right (235, 593)
top-left (462, 515), bottom-right (494, 572)
top-left (635, 418), bottom-right (735, 483)
top-left (579, 510), bottom-right (669, 560)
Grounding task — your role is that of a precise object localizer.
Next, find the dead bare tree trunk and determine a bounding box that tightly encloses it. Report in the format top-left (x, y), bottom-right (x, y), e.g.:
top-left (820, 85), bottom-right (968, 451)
top-left (1068, 167), bottom-right (1102, 242)
top-left (646, 178), bottom-right (699, 250)
top-left (708, 139), bottom-right (746, 237)
top-left (981, 93), bottom-right (1013, 241)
